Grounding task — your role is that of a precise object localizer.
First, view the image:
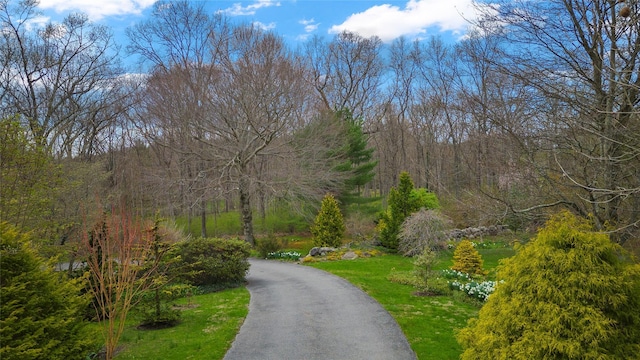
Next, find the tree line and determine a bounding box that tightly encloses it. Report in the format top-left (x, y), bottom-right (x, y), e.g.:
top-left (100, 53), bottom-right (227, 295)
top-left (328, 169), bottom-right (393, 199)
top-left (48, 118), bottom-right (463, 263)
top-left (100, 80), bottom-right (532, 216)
top-left (1, 0), bottom-right (639, 251)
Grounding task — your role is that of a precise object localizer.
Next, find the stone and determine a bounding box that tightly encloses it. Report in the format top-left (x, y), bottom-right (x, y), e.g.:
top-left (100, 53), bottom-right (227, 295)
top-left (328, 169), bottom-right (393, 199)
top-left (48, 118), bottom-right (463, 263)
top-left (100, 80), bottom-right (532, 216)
top-left (341, 251), bottom-right (358, 260)
top-left (309, 247), bottom-right (320, 256)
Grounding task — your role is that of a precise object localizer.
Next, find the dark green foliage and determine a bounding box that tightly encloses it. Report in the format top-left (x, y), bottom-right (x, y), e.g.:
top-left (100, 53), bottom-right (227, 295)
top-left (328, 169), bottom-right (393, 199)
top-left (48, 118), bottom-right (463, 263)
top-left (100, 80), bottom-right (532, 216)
top-left (0, 223), bottom-right (97, 360)
top-left (134, 283), bottom-right (196, 328)
top-left (311, 193), bottom-right (345, 248)
top-left (175, 237), bottom-right (251, 287)
top-left (457, 211), bottom-right (640, 359)
top-left (255, 234), bottom-right (283, 258)
top-left (332, 109), bottom-right (378, 208)
top-left (134, 219), bottom-right (191, 328)
top-left (379, 172), bottom-right (439, 251)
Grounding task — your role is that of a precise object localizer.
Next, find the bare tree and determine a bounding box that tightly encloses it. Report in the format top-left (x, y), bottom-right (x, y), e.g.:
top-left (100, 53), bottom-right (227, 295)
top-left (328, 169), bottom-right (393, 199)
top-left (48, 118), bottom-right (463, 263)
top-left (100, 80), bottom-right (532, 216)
top-left (0, 0), bottom-right (125, 158)
top-left (472, 0), bottom-right (640, 242)
top-left (81, 204), bottom-right (159, 360)
top-left (128, 2), bottom-right (329, 244)
top-left (303, 31), bottom-right (385, 122)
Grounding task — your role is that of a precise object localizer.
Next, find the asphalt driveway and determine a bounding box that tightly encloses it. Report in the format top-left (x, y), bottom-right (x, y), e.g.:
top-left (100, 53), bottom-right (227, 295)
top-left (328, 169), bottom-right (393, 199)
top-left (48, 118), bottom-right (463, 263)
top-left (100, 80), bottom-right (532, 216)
top-left (223, 259), bottom-right (417, 360)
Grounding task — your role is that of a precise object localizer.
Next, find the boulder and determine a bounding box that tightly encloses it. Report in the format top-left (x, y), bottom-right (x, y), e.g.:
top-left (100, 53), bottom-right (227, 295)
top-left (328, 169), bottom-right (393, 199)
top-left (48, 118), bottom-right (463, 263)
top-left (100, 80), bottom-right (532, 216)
top-left (341, 251), bottom-right (358, 260)
top-left (309, 247), bottom-right (321, 256)
top-left (309, 247), bottom-right (337, 257)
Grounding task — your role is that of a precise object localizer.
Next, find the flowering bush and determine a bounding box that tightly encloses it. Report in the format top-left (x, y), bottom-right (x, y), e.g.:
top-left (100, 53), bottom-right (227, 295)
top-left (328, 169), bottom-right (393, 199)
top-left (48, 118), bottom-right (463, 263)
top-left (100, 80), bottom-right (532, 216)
top-left (449, 280), bottom-right (502, 301)
top-left (267, 251), bottom-right (301, 261)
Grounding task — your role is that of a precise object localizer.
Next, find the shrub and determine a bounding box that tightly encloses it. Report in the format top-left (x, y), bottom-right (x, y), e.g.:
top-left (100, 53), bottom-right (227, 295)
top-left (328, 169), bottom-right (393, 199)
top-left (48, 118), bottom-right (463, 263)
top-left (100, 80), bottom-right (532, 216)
top-left (410, 188), bottom-right (440, 210)
top-left (175, 237), bottom-right (251, 288)
top-left (457, 211), bottom-right (640, 359)
top-left (451, 239), bottom-right (487, 276)
top-left (134, 283), bottom-right (197, 328)
top-left (378, 172), bottom-right (440, 251)
top-left (398, 209), bottom-right (451, 256)
top-left (0, 223), bottom-right (97, 359)
top-left (311, 194), bottom-right (345, 248)
top-left (255, 234), bottom-right (283, 258)
top-left (413, 248), bottom-right (437, 287)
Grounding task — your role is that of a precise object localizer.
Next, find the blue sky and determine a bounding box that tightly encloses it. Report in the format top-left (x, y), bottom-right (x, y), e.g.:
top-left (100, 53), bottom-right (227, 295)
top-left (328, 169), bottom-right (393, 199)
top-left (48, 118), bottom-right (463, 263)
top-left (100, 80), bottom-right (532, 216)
top-left (35, 0), bottom-right (483, 47)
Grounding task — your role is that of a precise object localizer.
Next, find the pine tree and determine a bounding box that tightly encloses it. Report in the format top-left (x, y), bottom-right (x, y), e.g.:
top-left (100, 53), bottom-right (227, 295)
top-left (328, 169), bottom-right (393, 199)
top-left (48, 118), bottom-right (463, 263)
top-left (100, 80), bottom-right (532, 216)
top-left (311, 194), bottom-right (345, 248)
top-left (451, 239), bottom-right (487, 276)
top-left (333, 109), bottom-right (377, 207)
top-left (379, 171), bottom-right (418, 250)
top-left (0, 223), bottom-right (97, 360)
top-left (457, 211), bottom-right (640, 359)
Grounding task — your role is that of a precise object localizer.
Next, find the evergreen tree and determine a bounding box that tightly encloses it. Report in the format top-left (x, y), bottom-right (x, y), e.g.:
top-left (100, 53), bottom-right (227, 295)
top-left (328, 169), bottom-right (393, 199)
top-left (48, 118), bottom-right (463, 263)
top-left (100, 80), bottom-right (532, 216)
top-left (332, 109), bottom-right (377, 208)
top-left (378, 171), bottom-right (420, 250)
top-left (311, 193), bottom-right (345, 248)
top-left (451, 239), bottom-right (487, 276)
top-left (0, 223), bottom-right (97, 360)
top-left (457, 211), bottom-right (640, 359)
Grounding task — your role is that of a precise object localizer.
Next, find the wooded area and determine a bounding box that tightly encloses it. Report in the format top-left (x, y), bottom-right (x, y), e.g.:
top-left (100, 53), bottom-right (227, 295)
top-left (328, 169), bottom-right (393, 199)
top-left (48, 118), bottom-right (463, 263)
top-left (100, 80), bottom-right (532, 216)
top-left (1, 0), bottom-right (639, 253)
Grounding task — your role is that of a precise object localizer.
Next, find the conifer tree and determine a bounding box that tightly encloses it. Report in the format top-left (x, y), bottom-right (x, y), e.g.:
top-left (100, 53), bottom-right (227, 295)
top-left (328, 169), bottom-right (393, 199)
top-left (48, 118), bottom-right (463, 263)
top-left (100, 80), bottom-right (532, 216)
top-left (457, 211), bottom-right (640, 359)
top-left (0, 223), bottom-right (97, 359)
top-left (332, 109), bottom-right (377, 208)
top-left (311, 194), bottom-right (345, 248)
top-left (378, 171), bottom-right (418, 250)
top-left (451, 239), bottom-right (487, 276)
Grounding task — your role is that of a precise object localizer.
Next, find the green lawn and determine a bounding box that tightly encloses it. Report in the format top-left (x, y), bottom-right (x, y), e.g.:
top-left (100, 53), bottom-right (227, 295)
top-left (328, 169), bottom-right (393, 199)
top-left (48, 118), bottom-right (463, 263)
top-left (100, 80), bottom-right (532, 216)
top-left (114, 287), bottom-right (249, 360)
top-left (112, 241), bottom-right (516, 360)
top-left (309, 254), bottom-right (480, 360)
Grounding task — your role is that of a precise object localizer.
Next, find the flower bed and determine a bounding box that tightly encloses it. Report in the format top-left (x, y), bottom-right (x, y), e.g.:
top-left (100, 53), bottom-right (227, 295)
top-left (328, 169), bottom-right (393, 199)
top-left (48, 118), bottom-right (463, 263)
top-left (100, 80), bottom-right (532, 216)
top-left (266, 251), bottom-right (302, 261)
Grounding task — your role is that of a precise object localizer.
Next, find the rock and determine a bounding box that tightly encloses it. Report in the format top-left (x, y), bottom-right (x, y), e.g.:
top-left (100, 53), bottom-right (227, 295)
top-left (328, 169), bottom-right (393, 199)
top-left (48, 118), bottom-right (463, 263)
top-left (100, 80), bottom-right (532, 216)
top-left (309, 246), bottom-right (337, 257)
top-left (341, 251), bottom-right (358, 260)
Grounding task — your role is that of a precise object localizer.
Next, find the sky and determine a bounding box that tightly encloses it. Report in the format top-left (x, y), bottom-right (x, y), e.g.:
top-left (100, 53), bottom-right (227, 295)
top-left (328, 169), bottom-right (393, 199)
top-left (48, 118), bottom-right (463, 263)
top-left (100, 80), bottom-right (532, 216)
top-left (34, 0), bottom-right (483, 47)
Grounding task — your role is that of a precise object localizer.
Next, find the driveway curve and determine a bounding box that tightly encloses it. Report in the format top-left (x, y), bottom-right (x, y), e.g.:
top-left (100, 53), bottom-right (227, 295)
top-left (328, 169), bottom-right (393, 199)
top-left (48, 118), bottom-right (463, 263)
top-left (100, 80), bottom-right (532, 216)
top-left (223, 259), bottom-right (417, 360)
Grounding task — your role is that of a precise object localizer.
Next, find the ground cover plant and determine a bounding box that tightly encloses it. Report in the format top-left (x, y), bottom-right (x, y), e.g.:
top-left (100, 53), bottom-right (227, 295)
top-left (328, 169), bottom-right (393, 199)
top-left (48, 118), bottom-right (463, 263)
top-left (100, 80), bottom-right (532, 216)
top-left (114, 287), bottom-right (249, 360)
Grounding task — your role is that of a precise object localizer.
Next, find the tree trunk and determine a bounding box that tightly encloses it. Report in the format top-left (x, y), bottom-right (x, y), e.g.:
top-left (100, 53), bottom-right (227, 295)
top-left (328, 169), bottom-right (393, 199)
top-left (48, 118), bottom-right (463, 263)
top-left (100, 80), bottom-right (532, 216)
top-left (238, 176), bottom-right (254, 246)
top-left (200, 204), bottom-right (207, 238)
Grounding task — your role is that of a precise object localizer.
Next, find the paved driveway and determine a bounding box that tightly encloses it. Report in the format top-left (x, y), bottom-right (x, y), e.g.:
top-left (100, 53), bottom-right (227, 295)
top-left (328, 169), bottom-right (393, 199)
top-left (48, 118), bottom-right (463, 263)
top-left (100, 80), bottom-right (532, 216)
top-left (223, 259), bottom-right (417, 360)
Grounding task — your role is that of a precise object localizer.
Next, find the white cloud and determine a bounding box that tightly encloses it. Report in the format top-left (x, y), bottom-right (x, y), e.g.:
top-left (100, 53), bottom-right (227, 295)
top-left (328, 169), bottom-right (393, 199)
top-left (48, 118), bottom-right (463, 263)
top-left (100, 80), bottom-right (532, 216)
top-left (37, 0), bottom-right (156, 21)
top-left (299, 18), bottom-right (319, 33)
top-left (329, 0), bottom-right (482, 42)
top-left (221, 0), bottom-right (281, 16)
top-left (253, 21), bottom-right (277, 31)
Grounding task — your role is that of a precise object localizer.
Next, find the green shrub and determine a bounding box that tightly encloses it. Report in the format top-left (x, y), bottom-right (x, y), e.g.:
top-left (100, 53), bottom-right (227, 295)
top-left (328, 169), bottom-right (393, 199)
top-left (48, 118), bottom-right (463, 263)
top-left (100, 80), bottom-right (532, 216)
top-left (0, 223), bottom-right (98, 359)
top-left (451, 239), bottom-right (487, 276)
top-left (457, 211), bottom-right (640, 359)
top-left (255, 234), bottom-right (283, 258)
top-left (175, 237), bottom-right (251, 288)
top-left (378, 172), bottom-right (439, 251)
top-left (311, 194), bottom-right (345, 248)
top-left (410, 188), bottom-right (440, 210)
top-left (134, 283), bottom-right (197, 328)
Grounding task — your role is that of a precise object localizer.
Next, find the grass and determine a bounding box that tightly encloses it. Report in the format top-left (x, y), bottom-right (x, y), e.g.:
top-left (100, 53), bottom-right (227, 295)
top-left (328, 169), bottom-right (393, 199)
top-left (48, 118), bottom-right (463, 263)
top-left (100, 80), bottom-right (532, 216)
top-left (174, 205), bottom-right (310, 238)
top-left (113, 287), bottom-right (249, 360)
top-left (308, 254), bottom-right (479, 359)
top-left (110, 235), bottom-right (519, 360)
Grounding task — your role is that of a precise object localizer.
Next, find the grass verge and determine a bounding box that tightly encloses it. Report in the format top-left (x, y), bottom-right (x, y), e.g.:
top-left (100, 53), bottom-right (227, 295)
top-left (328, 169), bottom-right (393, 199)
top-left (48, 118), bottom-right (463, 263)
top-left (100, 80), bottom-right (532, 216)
top-left (307, 247), bottom-right (514, 359)
top-left (114, 287), bottom-right (249, 360)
